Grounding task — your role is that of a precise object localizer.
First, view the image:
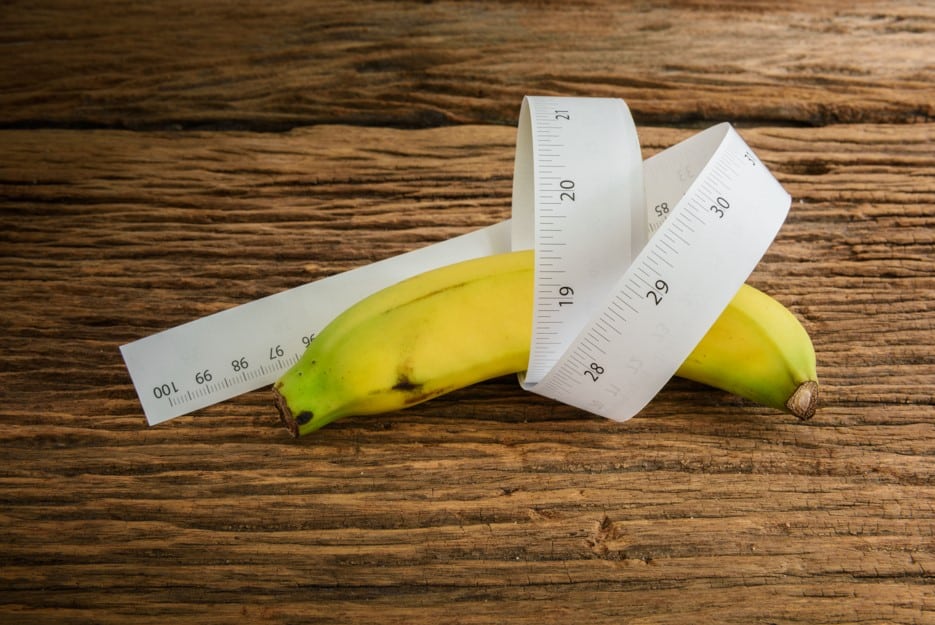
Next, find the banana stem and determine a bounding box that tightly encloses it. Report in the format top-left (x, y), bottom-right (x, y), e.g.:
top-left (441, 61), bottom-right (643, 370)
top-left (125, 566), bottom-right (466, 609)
top-left (273, 387), bottom-right (301, 438)
top-left (786, 380), bottom-right (819, 420)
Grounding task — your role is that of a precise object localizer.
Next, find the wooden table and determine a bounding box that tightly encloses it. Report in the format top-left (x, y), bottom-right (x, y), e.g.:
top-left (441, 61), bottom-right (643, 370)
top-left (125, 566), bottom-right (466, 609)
top-left (2, 2), bottom-right (933, 623)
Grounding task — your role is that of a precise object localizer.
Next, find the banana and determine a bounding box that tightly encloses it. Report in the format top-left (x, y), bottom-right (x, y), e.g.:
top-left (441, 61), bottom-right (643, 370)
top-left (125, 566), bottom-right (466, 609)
top-left (273, 250), bottom-right (817, 437)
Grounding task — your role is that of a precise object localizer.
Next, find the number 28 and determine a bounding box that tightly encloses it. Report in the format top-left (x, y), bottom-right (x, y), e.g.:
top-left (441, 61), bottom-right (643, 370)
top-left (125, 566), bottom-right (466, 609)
top-left (584, 362), bottom-right (604, 381)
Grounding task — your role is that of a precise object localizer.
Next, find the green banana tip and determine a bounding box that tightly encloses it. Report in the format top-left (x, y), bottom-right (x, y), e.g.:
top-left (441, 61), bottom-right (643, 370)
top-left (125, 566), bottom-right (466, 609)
top-left (787, 380), bottom-right (819, 421)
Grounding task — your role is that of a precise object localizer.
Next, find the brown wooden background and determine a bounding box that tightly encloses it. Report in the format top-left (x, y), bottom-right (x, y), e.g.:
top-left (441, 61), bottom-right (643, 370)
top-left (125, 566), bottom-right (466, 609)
top-left (2, 2), bottom-right (933, 624)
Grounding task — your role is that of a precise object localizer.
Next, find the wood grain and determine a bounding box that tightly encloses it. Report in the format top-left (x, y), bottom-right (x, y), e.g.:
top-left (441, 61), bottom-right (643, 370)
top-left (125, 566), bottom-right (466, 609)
top-left (2, 1), bottom-right (934, 624)
top-left (1, 0), bottom-right (932, 130)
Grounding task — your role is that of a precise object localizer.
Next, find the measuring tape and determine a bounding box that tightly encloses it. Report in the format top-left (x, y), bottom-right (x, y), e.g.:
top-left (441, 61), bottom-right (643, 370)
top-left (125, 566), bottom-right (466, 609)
top-left (512, 97), bottom-right (789, 420)
top-left (119, 221), bottom-right (512, 425)
top-left (120, 96), bottom-right (790, 427)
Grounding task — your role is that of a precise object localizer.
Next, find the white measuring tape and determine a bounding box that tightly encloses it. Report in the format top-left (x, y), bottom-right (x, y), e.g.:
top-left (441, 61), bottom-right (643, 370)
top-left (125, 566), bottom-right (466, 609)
top-left (120, 96), bottom-right (790, 427)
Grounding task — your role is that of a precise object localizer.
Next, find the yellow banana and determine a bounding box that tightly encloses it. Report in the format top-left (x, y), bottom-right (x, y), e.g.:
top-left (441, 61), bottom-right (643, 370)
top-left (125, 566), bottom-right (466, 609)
top-left (273, 250), bottom-right (817, 437)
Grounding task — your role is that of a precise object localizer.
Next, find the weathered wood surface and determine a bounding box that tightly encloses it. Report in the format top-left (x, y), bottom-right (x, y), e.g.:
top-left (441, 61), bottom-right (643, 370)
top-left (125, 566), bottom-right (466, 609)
top-left (1, 2), bottom-right (933, 624)
top-left (2, 0), bottom-right (932, 129)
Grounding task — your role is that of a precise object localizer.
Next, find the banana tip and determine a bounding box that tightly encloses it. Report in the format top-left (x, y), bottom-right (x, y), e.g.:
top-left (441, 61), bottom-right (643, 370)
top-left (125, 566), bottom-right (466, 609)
top-left (787, 380), bottom-right (819, 421)
top-left (273, 386), bottom-right (300, 438)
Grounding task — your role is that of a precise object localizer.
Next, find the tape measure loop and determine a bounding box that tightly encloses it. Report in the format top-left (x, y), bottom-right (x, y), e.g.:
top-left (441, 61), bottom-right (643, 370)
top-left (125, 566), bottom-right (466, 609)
top-left (513, 99), bottom-right (791, 422)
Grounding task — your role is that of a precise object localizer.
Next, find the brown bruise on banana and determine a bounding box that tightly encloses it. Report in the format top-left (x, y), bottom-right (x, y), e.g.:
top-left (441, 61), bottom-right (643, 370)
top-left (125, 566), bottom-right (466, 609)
top-left (387, 359), bottom-right (453, 407)
top-left (387, 371), bottom-right (456, 410)
top-left (391, 374), bottom-right (421, 392)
